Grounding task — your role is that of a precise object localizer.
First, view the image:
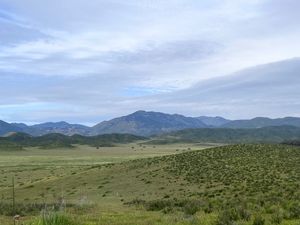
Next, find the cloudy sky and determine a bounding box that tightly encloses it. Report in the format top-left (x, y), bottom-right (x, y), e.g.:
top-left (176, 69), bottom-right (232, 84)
top-left (0, 0), bottom-right (300, 124)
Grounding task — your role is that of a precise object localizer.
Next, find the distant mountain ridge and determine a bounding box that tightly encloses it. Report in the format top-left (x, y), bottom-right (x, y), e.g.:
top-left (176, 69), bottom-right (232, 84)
top-left (0, 120), bottom-right (23, 135)
top-left (26, 122), bottom-right (90, 136)
top-left (222, 117), bottom-right (300, 128)
top-left (1, 111), bottom-right (300, 136)
top-left (91, 110), bottom-right (207, 136)
top-left (196, 116), bottom-right (230, 127)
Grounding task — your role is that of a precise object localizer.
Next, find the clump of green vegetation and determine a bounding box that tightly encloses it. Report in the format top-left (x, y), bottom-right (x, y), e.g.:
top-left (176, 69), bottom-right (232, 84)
top-left (28, 212), bottom-right (78, 225)
top-left (215, 206), bottom-right (251, 225)
top-left (287, 202), bottom-right (300, 219)
top-left (127, 198), bottom-right (206, 216)
top-left (0, 202), bottom-right (76, 216)
top-left (252, 214), bottom-right (265, 225)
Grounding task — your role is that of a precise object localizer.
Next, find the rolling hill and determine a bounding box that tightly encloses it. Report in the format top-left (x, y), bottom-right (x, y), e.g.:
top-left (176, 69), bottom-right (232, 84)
top-left (0, 132), bottom-right (147, 149)
top-left (150, 126), bottom-right (300, 144)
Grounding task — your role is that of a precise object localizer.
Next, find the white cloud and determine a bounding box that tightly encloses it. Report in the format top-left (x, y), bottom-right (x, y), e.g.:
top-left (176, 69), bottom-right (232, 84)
top-left (0, 0), bottom-right (299, 122)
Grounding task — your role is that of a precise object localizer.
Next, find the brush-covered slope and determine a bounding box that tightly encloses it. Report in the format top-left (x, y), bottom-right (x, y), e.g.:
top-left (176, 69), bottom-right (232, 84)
top-left (4, 144), bottom-right (299, 219)
top-left (150, 126), bottom-right (300, 144)
top-left (91, 110), bottom-right (207, 136)
top-left (0, 140), bottom-right (23, 151)
top-left (0, 132), bottom-right (147, 149)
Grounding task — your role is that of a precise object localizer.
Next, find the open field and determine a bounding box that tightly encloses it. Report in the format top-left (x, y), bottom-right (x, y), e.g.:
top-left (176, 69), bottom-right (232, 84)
top-left (0, 143), bottom-right (299, 225)
top-left (0, 142), bottom-right (214, 166)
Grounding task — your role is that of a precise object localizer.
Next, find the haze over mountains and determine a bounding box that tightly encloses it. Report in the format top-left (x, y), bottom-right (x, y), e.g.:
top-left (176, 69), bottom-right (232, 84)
top-left (1, 110), bottom-right (300, 137)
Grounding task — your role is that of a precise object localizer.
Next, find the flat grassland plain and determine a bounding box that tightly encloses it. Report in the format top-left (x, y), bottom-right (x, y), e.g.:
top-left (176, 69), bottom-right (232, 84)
top-left (0, 143), bottom-right (299, 225)
top-left (0, 143), bottom-right (213, 224)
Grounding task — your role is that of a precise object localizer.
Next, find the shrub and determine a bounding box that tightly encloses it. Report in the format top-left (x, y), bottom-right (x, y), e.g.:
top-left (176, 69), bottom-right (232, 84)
top-left (237, 206), bottom-right (251, 221)
top-left (270, 206), bottom-right (284, 224)
top-left (204, 202), bottom-right (213, 213)
top-left (271, 213), bottom-right (283, 224)
top-left (216, 209), bottom-right (239, 225)
top-left (0, 202), bottom-right (76, 217)
top-left (288, 202), bottom-right (300, 219)
top-left (127, 198), bottom-right (203, 215)
top-left (146, 199), bottom-right (172, 211)
top-left (183, 200), bottom-right (201, 215)
top-left (28, 212), bottom-right (77, 225)
top-left (253, 215), bottom-right (265, 225)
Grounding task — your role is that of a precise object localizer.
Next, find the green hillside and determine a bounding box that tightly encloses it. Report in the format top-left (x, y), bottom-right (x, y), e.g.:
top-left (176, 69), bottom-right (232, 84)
top-left (0, 132), bottom-right (147, 149)
top-left (150, 126), bottom-right (300, 144)
top-left (0, 144), bottom-right (299, 224)
top-left (222, 117), bottom-right (300, 128)
top-left (0, 140), bottom-right (23, 151)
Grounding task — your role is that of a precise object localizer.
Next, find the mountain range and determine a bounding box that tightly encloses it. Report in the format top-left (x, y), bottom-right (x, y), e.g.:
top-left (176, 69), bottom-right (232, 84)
top-left (1, 111), bottom-right (300, 136)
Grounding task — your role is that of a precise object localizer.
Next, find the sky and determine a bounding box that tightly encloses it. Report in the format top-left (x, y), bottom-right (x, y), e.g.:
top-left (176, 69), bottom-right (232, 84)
top-left (0, 0), bottom-right (300, 124)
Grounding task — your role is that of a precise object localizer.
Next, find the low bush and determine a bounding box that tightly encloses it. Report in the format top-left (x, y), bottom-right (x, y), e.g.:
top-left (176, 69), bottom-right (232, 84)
top-left (127, 198), bottom-right (203, 215)
top-left (253, 214), bottom-right (265, 225)
top-left (288, 202), bottom-right (300, 219)
top-left (216, 210), bottom-right (238, 225)
top-left (27, 212), bottom-right (78, 225)
top-left (183, 200), bottom-right (201, 215)
top-left (0, 202), bottom-right (76, 216)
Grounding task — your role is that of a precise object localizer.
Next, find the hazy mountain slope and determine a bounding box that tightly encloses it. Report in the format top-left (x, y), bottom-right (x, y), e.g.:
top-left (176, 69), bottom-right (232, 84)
top-left (1, 121), bottom-right (91, 136)
top-left (28, 121), bottom-right (91, 136)
top-left (1, 111), bottom-right (208, 136)
top-left (0, 120), bottom-right (23, 136)
top-left (11, 123), bottom-right (28, 130)
top-left (150, 126), bottom-right (300, 144)
top-left (91, 110), bottom-right (207, 136)
top-left (197, 116), bottom-right (230, 127)
top-left (222, 117), bottom-right (300, 128)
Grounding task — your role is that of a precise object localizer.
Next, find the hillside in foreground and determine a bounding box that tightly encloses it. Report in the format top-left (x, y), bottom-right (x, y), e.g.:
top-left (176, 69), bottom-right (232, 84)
top-left (0, 144), bottom-right (299, 224)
